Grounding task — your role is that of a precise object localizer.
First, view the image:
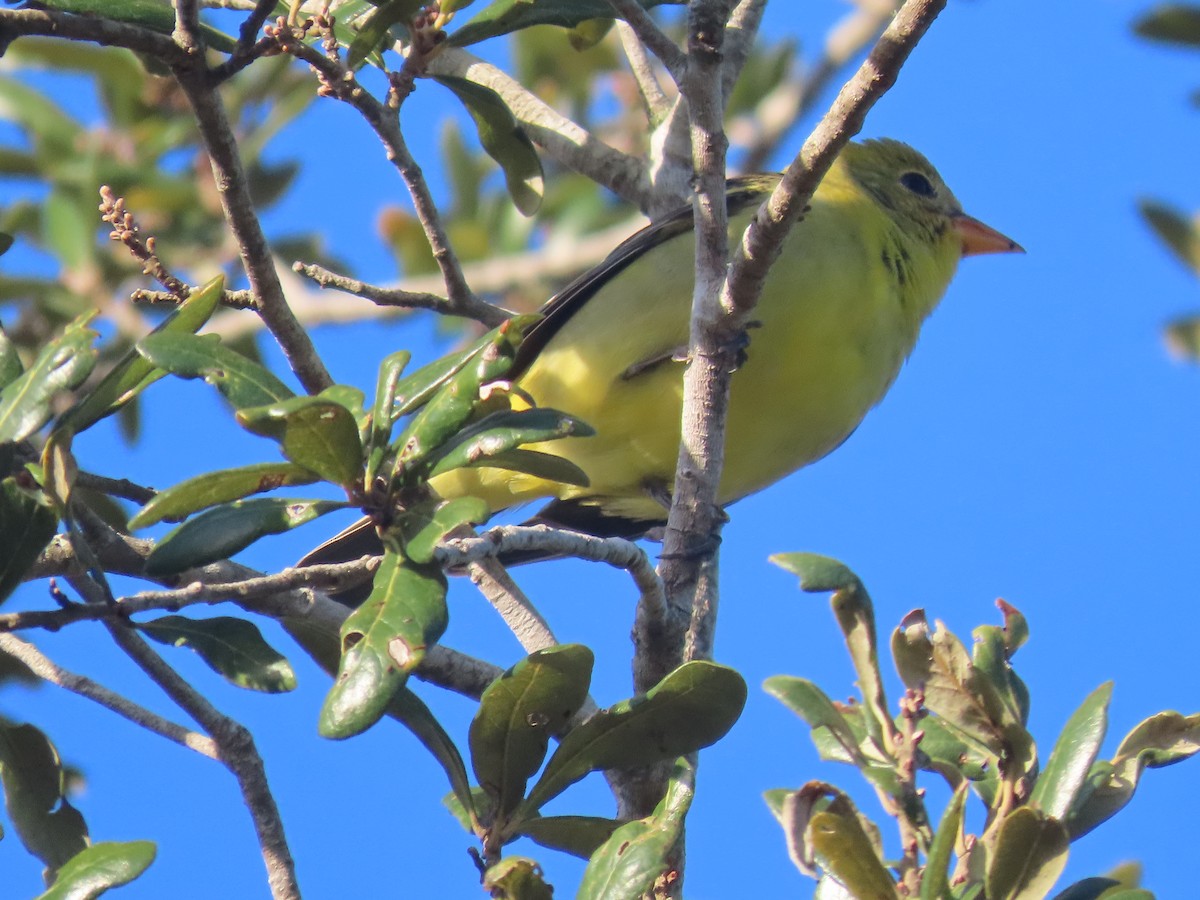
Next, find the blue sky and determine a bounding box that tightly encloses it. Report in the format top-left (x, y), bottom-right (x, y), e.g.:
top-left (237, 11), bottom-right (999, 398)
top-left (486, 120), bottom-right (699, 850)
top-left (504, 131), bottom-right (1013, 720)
top-left (3, 1), bottom-right (1200, 897)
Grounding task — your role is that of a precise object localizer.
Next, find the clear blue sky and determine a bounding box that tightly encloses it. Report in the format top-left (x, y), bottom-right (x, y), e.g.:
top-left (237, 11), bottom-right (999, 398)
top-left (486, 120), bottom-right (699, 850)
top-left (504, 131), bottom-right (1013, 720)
top-left (3, 1), bottom-right (1200, 897)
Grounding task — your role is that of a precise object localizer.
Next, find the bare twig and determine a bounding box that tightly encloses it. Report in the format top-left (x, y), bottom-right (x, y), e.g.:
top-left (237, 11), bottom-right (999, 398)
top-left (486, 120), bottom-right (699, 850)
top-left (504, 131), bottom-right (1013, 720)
top-left (99, 187), bottom-right (190, 299)
top-left (101, 616), bottom-right (300, 900)
top-left (0, 633), bottom-right (220, 759)
top-left (171, 55), bottom-right (334, 394)
top-left (607, 0), bottom-right (686, 80)
top-left (132, 286), bottom-right (261, 310)
top-left (738, 0), bottom-right (902, 172)
top-left (0, 8), bottom-right (188, 60)
top-left (272, 19), bottom-right (507, 328)
top-left (617, 22), bottom-right (673, 125)
top-left (293, 261), bottom-right (506, 325)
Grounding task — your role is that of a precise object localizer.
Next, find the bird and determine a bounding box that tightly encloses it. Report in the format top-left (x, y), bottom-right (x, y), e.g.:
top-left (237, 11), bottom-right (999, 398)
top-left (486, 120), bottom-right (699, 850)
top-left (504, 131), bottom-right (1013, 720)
top-left (304, 138), bottom-right (1021, 573)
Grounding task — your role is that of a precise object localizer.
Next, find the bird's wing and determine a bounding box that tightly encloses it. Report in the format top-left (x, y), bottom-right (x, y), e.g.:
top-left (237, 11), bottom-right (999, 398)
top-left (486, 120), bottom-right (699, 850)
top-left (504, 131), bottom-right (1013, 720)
top-left (510, 177), bottom-right (776, 378)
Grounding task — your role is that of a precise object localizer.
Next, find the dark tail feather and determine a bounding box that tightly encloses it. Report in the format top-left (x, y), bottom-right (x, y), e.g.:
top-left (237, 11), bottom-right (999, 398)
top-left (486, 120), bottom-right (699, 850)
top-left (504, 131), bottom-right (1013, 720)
top-left (297, 500), bottom-right (663, 599)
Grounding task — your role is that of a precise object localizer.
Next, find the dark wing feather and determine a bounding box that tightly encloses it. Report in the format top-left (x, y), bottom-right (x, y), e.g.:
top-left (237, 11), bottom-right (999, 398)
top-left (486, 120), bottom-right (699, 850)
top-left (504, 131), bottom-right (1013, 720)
top-left (510, 177), bottom-right (776, 378)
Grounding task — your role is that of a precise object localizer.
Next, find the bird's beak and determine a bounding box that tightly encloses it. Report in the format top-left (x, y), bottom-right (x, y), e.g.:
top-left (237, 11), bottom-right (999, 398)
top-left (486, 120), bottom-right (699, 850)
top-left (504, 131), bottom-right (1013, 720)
top-left (954, 214), bottom-right (1024, 257)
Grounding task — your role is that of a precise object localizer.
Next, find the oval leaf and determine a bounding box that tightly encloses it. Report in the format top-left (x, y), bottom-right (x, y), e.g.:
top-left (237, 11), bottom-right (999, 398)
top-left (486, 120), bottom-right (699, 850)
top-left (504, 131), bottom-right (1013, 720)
top-left (319, 553), bottom-right (448, 739)
top-left (987, 807), bottom-right (1069, 900)
top-left (1029, 682), bottom-right (1111, 821)
top-left (470, 644), bottom-right (594, 820)
top-left (0, 478), bottom-right (58, 606)
top-left (237, 395), bottom-right (364, 488)
top-left (135, 332), bottom-right (294, 410)
top-left (144, 498), bottom-right (344, 575)
top-left (0, 318), bottom-right (98, 444)
top-left (432, 75), bottom-right (543, 215)
top-left (425, 407), bottom-right (594, 479)
top-left (520, 661), bottom-right (745, 813)
top-left (139, 615), bottom-right (297, 693)
top-left (36, 840), bottom-right (157, 900)
top-left (129, 462), bottom-right (319, 529)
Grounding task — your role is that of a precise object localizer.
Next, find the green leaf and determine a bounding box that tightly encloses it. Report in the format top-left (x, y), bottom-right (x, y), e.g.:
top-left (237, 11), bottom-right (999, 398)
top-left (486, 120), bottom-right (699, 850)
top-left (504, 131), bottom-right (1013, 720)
top-left (920, 783), bottom-right (967, 900)
top-left (135, 333), bottom-right (294, 411)
top-left (319, 552), bottom-right (448, 739)
top-left (516, 814), bottom-right (621, 858)
top-left (425, 407), bottom-right (593, 479)
top-left (237, 393), bottom-right (364, 489)
top-left (129, 462), bottom-right (319, 529)
top-left (1133, 4), bottom-right (1200, 46)
top-left (395, 495), bottom-right (490, 564)
top-left (1138, 199), bottom-right (1200, 275)
top-left (482, 856), bottom-right (553, 900)
top-left (577, 760), bottom-right (693, 900)
top-left (144, 498), bottom-right (344, 575)
top-left (0, 478), bottom-right (58, 606)
top-left (441, 447), bottom-right (590, 488)
top-left (891, 611), bottom-right (1007, 758)
top-left (772, 553), bottom-right (892, 757)
top-left (365, 349), bottom-right (411, 485)
top-left (809, 795), bottom-right (899, 900)
top-left (346, 0), bottom-right (423, 69)
top-left (35, 840), bottom-right (157, 900)
top-left (392, 335), bottom-right (491, 418)
top-left (0, 722), bottom-right (89, 876)
top-left (139, 615), bottom-right (297, 693)
top-left (987, 807), bottom-right (1069, 900)
top-left (763, 676), bottom-right (862, 765)
top-left (1029, 682), bottom-right (1111, 821)
top-left (390, 315), bottom-right (539, 479)
top-left (470, 644), bottom-right (594, 821)
top-left (0, 317), bottom-right (98, 444)
top-left (520, 661), bottom-right (745, 814)
top-left (448, 0), bottom-right (683, 47)
top-left (58, 276), bottom-right (225, 435)
top-left (0, 325), bottom-right (24, 389)
top-left (1067, 711), bottom-right (1200, 838)
top-left (385, 687), bottom-right (476, 821)
top-left (432, 76), bottom-right (543, 215)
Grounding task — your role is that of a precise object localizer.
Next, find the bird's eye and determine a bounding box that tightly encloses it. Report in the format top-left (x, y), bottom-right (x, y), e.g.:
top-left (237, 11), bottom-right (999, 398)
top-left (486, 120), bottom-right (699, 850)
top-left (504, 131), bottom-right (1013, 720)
top-left (899, 171), bottom-right (936, 198)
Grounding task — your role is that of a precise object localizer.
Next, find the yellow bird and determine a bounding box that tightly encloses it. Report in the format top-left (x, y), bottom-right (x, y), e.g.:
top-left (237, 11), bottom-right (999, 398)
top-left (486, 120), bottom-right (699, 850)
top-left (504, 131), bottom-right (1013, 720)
top-left (308, 139), bottom-right (1020, 565)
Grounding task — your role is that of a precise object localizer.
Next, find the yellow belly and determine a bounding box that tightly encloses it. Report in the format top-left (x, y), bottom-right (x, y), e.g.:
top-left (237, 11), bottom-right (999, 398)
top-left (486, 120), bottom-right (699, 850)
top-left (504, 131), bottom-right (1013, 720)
top-left (430, 178), bottom-right (958, 522)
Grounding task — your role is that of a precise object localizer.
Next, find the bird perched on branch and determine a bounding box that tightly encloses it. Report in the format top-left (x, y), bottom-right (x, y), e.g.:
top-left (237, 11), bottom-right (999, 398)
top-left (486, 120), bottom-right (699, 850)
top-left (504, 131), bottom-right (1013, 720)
top-left (306, 138), bottom-right (1021, 569)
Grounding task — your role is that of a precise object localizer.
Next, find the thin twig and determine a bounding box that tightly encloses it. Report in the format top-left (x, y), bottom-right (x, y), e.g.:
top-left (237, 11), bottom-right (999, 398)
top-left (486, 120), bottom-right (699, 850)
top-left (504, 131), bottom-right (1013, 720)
top-left (293, 262), bottom-right (507, 326)
top-left (171, 55), bottom-right (334, 394)
top-left (738, 0), bottom-right (902, 172)
top-left (0, 8), bottom-right (188, 60)
top-left (272, 20), bottom-right (506, 328)
top-left (95, 598), bottom-right (300, 900)
top-left (0, 632), bottom-right (220, 759)
top-left (607, 0), bottom-right (686, 80)
top-left (617, 22), bottom-right (673, 125)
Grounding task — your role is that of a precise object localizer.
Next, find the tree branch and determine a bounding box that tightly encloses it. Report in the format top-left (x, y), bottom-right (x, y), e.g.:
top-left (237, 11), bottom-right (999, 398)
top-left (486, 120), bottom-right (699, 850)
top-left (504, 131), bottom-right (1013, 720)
top-left (0, 632), bottom-right (220, 759)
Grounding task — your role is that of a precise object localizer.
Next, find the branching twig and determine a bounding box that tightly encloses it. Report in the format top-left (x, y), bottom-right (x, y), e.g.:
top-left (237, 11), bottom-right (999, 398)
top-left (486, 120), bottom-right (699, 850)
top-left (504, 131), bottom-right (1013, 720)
top-left (293, 261), bottom-right (506, 325)
top-left (607, 0), bottom-right (686, 80)
top-left (617, 22), bottom-right (673, 126)
top-left (171, 51), bottom-right (334, 394)
top-left (99, 186), bottom-right (190, 299)
top-left (0, 632), bottom-right (220, 759)
top-left (271, 18), bottom-right (507, 328)
top-left (738, 0), bottom-right (902, 172)
top-left (99, 612), bottom-right (300, 900)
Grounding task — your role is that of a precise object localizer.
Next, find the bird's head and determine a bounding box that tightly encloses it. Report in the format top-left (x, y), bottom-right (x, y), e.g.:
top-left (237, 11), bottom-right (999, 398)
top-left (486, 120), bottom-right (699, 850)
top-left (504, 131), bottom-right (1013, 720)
top-left (843, 138), bottom-right (1023, 257)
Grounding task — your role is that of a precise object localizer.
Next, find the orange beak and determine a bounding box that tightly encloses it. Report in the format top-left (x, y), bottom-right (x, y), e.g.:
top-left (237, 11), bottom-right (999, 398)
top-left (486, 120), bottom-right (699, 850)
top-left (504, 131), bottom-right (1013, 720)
top-left (954, 214), bottom-right (1024, 257)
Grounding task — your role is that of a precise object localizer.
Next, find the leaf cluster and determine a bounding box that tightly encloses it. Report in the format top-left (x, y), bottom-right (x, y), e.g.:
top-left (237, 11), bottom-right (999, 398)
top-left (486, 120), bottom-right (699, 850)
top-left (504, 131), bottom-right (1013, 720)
top-left (765, 553), bottom-right (1199, 900)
